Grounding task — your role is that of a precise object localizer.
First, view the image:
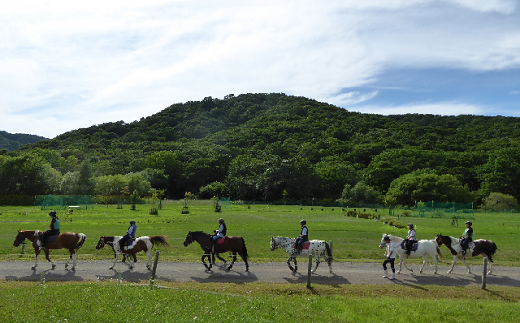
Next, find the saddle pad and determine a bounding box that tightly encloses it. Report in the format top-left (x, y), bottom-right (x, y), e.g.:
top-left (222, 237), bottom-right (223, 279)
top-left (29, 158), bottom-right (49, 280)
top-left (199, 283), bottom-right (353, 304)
top-left (216, 237), bottom-right (226, 245)
top-left (293, 241), bottom-right (310, 249)
top-left (47, 234), bottom-right (59, 243)
top-left (400, 240), bottom-right (418, 252)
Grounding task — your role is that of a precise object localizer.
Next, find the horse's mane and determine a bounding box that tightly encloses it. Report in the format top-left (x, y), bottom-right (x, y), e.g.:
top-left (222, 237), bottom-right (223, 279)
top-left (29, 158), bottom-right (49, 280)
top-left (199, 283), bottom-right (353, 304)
top-left (190, 231), bottom-right (212, 239)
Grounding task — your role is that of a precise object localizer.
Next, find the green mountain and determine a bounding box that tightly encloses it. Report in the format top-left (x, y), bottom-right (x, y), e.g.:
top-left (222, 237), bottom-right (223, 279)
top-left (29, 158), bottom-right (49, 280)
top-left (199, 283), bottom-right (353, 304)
top-left (13, 93), bottom-right (520, 203)
top-left (0, 131), bottom-right (48, 151)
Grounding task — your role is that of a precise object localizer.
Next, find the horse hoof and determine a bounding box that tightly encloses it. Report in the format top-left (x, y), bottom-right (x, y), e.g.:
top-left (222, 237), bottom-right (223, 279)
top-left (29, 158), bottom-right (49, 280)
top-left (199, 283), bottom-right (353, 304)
top-left (109, 266), bottom-right (114, 270)
top-left (65, 264), bottom-right (68, 268)
top-left (31, 266), bottom-right (36, 270)
top-left (51, 265), bottom-right (56, 270)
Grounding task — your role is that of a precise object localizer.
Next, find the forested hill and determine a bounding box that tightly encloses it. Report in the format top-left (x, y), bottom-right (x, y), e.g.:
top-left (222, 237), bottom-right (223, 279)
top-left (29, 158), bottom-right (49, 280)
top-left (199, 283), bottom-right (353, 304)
top-left (9, 93), bottom-right (520, 205)
top-left (0, 131), bottom-right (48, 152)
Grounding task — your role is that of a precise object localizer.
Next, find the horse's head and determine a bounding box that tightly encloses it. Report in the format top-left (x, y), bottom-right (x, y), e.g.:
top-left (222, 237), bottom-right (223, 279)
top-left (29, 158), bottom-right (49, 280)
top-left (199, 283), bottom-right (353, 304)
top-left (379, 234), bottom-right (389, 249)
top-left (435, 234), bottom-right (444, 246)
top-left (183, 231), bottom-right (194, 247)
top-left (13, 230), bottom-right (25, 247)
top-left (270, 237), bottom-right (279, 251)
top-left (96, 236), bottom-right (107, 250)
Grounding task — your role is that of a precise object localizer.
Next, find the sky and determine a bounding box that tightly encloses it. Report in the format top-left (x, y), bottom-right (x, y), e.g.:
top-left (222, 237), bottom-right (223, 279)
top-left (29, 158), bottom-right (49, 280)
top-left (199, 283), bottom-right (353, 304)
top-left (2, 0), bottom-right (520, 139)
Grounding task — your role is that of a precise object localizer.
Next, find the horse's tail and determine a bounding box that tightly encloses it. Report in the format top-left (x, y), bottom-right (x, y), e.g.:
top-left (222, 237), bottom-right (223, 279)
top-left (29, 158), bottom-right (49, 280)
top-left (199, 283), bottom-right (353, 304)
top-left (325, 242), bottom-right (333, 261)
top-left (150, 236), bottom-right (170, 247)
top-left (241, 237), bottom-right (248, 260)
top-left (74, 233), bottom-right (87, 250)
top-left (435, 244), bottom-right (443, 261)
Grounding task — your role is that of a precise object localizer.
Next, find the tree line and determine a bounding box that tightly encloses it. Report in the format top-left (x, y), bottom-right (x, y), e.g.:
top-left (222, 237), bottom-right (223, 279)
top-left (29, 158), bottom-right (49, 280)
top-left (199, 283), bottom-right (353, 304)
top-left (1, 93), bottom-right (518, 209)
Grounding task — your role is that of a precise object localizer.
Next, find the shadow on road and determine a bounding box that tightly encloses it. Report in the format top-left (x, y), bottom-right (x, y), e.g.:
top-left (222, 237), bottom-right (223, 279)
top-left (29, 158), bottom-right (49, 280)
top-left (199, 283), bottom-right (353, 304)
top-left (6, 269), bottom-right (83, 282)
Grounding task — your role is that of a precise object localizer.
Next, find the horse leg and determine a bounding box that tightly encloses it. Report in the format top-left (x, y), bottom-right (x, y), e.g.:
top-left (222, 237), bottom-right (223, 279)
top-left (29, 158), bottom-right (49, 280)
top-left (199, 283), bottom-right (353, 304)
top-left (487, 254), bottom-right (493, 274)
top-left (461, 256), bottom-right (471, 274)
top-left (227, 252), bottom-right (237, 271)
top-left (432, 253), bottom-right (438, 274)
top-left (239, 251), bottom-right (249, 272)
top-left (324, 254), bottom-right (333, 273)
top-left (312, 254), bottom-right (320, 273)
top-left (447, 255), bottom-right (457, 274)
top-left (32, 248), bottom-right (40, 270)
top-left (419, 255), bottom-right (428, 273)
top-left (65, 249), bottom-right (74, 270)
top-left (287, 256), bottom-right (295, 272)
top-left (44, 249), bottom-right (56, 270)
top-left (216, 253), bottom-right (227, 264)
top-left (110, 252), bottom-right (119, 270)
top-left (145, 250), bottom-right (153, 270)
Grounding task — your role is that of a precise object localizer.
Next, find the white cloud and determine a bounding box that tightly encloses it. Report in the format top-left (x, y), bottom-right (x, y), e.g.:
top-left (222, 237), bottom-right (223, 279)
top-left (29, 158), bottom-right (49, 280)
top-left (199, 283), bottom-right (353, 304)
top-left (1, 1), bottom-right (520, 137)
top-left (350, 102), bottom-right (483, 116)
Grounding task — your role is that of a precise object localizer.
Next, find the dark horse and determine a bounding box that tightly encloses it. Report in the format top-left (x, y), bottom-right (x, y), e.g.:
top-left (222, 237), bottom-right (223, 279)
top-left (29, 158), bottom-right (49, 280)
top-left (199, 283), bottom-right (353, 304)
top-left (13, 229), bottom-right (86, 270)
top-left (183, 231), bottom-right (249, 271)
top-left (436, 234), bottom-right (497, 274)
top-left (96, 235), bottom-right (169, 270)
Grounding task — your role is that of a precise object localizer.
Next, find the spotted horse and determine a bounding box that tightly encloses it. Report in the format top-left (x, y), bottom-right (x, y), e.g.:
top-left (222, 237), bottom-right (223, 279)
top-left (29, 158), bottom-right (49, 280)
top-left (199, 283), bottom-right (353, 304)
top-left (270, 236), bottom-right (333, 273)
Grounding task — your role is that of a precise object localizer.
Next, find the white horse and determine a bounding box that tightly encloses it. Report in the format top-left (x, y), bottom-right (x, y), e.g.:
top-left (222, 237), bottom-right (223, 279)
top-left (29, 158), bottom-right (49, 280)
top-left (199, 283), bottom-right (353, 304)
top-left (380, 234), bottom-right (443, 274)
top-left (270, 237), bottom-right (333, 273)
top-left (436, 234), bottom-right (497, 274)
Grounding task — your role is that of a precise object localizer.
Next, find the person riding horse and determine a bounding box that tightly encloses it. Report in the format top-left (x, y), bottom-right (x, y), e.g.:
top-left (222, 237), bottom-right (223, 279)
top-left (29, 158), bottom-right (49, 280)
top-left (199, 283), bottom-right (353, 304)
top-left (460, 221), bottom-right (473, 256)
top-left (39, 211), bottom-right (60, 250)
top-left (405, 223), bottom-right (417, 255)
top-left (211, 218), bottom-right (227, 253)
top-left (295, 220), bottom-right (308, 255)
top-left (119, 220), bottom-right (137, 262)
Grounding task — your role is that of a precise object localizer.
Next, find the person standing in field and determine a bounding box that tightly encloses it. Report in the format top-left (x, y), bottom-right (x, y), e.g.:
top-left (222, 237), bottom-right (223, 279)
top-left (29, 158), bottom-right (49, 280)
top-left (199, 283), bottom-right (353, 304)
top-left (381, 235), bottom-right (396, 280)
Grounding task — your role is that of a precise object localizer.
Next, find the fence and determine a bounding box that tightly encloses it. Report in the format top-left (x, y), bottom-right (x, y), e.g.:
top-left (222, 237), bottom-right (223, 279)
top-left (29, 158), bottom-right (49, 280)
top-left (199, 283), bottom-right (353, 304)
top-left (413, 201), bottom-right (474, 219)
top-left (35, 195), bottom-right (95, 210)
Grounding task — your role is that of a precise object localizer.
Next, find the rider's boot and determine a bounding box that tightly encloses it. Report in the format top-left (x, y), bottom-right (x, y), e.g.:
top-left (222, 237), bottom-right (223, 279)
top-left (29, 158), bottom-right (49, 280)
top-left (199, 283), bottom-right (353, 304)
top-left (383, 269), bottom-right (388, 278)
top-left (132, 253), bottom-right (137, 262)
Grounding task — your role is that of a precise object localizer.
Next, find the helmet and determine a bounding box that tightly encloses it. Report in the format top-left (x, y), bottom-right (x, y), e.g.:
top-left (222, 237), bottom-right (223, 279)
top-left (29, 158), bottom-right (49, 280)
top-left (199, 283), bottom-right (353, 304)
top-left (130, 220), bottom-right (136, 224)
top-left (300, 220), bottom-right (306, 225)
top-left (49, 211), bottom-right (57, 217)
top-left (384, 235), bottom-right (391, 241)
top-left (218, 218), bottom-right (225, 224)
top-left (408, 223), bottom-right (414, 229)
top-left (465, 221), bottom-right (472, 226)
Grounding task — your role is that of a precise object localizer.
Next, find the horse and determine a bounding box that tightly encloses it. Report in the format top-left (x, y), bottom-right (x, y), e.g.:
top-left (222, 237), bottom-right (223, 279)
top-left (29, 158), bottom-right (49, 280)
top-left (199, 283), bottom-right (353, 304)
top-left (183, 231), bottom-right (249, 272)
top-left (96, 235), bottom-right (169, 270)
top-left (13, 229), bottom-right (86, 271)
top-left (435, 234), bottom-right (497, 274)
top-left (270, 237), bottom-right (333, 273)
top-left (379, 234), bottom-right (443, 274)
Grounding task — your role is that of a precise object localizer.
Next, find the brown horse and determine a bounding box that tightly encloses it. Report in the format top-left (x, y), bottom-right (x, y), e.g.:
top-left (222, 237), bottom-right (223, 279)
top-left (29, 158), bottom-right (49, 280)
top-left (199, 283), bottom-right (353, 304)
top-left (13, 230), bottom-right (86, 270)
top-left (183, 231), bottom-right (249, 271)
top-left (436, 234), bottom-right (497, 274)
top-left (96, 235), bottom-right (169, 270)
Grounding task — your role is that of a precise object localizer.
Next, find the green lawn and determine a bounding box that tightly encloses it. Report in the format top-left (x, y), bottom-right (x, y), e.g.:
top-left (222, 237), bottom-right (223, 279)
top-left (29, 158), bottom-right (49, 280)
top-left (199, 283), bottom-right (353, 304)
top-left (1, 201), bottom-right (519, 266)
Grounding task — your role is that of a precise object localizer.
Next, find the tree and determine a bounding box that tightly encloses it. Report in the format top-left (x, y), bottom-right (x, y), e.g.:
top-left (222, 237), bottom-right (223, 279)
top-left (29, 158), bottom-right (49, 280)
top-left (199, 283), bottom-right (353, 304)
top-left (125, 173), bottom-right (153, 197)
top-left (385, 169), bottom-right (473, 206)
top-left (199, 181), bottom-right (228, 199)
top-left (338, 181), bottom-right (383, 204)
top-left (481, 192), bottom-right (519, 211)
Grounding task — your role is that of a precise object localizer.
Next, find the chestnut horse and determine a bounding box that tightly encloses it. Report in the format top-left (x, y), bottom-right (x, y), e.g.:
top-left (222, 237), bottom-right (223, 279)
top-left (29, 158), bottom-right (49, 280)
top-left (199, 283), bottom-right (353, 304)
top-left (96, 235), bottom-right (169, 270)
top-left (13, 229), bottom-right (86, 270)
top-left (436, 234), bottom-right (497, 274)
top-left (183, 231), bottom-right (249, 271)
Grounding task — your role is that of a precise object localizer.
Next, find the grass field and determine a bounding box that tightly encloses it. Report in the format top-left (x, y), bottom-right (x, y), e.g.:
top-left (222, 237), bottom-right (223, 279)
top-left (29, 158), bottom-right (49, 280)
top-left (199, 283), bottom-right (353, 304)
top-left (1, 201), bottom-right (520, 322)
top-left (0, 281), bottom-right (519, 322)
top-left (1, 201), bottom-right (519, 266)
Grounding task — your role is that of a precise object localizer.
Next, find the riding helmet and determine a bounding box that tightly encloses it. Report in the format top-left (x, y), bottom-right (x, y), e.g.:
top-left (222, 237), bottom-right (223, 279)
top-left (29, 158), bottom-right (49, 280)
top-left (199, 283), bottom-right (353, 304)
top-left (465, 221), bottom-right (472, 226)
top-left (49, 211), bottom-right (57, 217)
top-left (408, 223), bottom-right (414, 229)
top-left (300, 220), bottom-right (306, 225)
top-left (218, 218), bottom-right (225, 224)
top-left (130, 220), bottom-right (136, 224)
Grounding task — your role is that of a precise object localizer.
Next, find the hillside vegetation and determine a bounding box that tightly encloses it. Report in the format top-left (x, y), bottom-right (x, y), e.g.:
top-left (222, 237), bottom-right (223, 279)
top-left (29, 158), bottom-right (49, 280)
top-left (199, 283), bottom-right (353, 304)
top-left (3, 93), bottom-right (520, 205)
top-left (0, 131), bottom-right (47, 152)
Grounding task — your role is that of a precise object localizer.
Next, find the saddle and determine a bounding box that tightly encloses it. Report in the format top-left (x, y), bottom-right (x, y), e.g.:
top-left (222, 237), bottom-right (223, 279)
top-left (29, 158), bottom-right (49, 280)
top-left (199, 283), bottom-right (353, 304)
top-left (400, 240), bottom-right (418, 252)
top-left (123, 238), bottom-right (137, 249)
top-left (216, 237), bottom-right (226, 245)
top-left (46, 234), bottom-right (59, 243)
top-left (293, 241), bottom-right (310, 250)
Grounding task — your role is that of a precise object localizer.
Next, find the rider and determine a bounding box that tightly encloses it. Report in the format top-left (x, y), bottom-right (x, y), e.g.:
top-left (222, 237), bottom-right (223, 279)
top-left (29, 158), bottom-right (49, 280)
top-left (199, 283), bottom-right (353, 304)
top-left (460, 221), bottom-right (473, 256)
top-left (39, 211), bottom-right (60, 250)
top-left (119, 220), bottom-right (137, 262)
top-left (295, 220), bottom-right (308, 255)
top-left (211, 218), bottom-right (227, 253)
top-left (382, 235), bottom-right (396, 280)
top-left (405, 223), bottom-right (417, 256)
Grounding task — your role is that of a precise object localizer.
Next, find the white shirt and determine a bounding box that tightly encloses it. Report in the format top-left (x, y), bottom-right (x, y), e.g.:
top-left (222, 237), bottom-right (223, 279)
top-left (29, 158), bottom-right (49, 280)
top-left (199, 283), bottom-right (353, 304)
top-left (386, 242), bottom-right (396, 259)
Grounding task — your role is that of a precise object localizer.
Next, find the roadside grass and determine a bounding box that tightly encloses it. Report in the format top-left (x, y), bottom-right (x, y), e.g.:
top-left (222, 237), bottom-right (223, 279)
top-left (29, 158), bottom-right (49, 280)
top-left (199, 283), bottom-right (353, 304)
top-left (0, 281), bottom-right (519, 322)
top-left (1, 202), bottom-right (519, 267)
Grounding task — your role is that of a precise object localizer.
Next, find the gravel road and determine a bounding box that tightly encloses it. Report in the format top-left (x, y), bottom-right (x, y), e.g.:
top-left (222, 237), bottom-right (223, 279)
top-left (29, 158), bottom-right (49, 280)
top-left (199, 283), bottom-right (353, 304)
top-left (1, 259), bottom-right (519, 287)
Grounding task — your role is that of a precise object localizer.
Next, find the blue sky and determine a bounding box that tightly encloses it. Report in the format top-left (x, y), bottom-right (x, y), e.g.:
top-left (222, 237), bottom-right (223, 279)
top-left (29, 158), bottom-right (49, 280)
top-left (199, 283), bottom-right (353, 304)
top-left (1, 0), bottom-right (520, 138)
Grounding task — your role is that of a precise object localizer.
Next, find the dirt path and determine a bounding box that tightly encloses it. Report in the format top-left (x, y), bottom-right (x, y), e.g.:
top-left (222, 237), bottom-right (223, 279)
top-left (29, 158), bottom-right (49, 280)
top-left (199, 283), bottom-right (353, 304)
top-left (1, 260), bottom-right (519, 287)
